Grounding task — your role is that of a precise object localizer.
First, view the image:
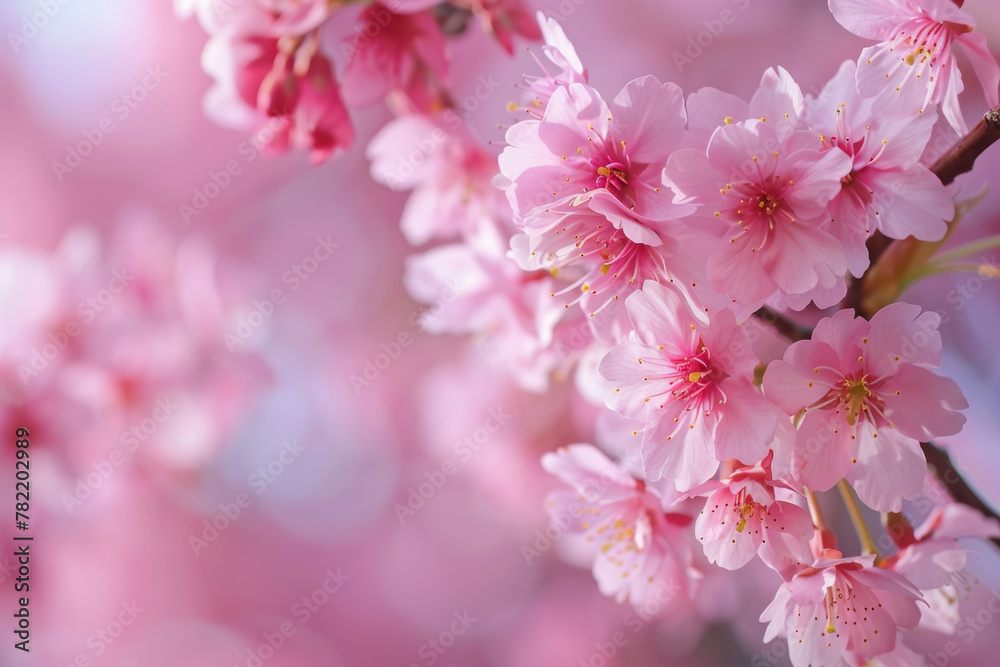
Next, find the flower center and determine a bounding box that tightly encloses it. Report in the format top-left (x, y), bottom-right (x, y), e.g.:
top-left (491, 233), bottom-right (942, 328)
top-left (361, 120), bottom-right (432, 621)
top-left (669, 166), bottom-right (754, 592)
top-left (736, 501), bottom-right (755, 533)
top-left (840, 376), bottom-right (872, 426)
top-left (755, 193), bottom-right (780, 216)
top-left (595, 161), bottom-right (629, 191)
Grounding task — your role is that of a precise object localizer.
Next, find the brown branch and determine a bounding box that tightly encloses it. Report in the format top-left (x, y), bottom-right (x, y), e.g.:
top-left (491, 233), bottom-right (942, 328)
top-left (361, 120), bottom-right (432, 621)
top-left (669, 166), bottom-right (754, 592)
top-left (930, 107), bottom-right (1000, 186)
top-left (753, 307), bottom-right (811, 342)
top-left (921, 441), bottom-right (1000, 549)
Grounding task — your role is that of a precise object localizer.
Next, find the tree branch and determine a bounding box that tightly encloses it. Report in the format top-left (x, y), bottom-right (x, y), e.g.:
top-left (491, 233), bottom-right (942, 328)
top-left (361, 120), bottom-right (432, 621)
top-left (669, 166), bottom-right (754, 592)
top-left (930, 107), bottom-right (1000, 187)
top-left (921, 441), bottom-right (1000, 549)
top-left (752, 307), bottom-right (812, 342)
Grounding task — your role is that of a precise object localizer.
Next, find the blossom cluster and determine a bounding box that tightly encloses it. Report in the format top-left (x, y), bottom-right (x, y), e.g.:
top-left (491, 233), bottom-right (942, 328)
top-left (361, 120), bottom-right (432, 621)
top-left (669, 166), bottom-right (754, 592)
top-left (176, 0), bottom-right (540, 161)
top-left (177, 0), bottom-right (1000, 664)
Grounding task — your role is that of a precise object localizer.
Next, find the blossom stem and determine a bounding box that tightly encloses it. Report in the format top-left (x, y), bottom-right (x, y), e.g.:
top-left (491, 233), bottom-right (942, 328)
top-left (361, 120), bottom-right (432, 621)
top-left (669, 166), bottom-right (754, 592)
top-left (904, 262), bottom-right (996, 284)
top-left (805, 488), bottom-right (837, 553)
top-left (928, 234), bottom-right (1000, 266)
top-left (836, 479), bottom-right (879, 557)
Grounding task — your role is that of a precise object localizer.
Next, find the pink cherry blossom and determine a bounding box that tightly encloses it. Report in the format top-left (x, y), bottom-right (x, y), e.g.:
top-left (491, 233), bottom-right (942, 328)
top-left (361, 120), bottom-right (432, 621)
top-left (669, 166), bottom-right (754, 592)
top-left (368, 114), bottom-right (509, 254)
top-left (340, 3), bottom-right (451, 113)
top-left (883, 503), bottom-right (1000, 633)
top-left (281, 51), bottom-right (356, 162)
top-left (760, 549), bottom-right (923, 666)
top-left (599, 280), bottom-right (779, 491)
top-left (829, 0), bottom-right (1000, 134)
top-left (805, 59), bottom-right (954, 277)
top-left (500, 77), bottom-right (697, 314)
top-left (202, 25), bottom-right (354, 161)
top-left (404, 243), bottom-right (576, 392)
top-left (541, 444), bottom-right (699, 606)
top-left (177, 0), bottom-right (334, 35)
top-left (664, 67), bottom-right (853, 309)
top-left (509, 12), bottom-right (588, 119)
top-left (461, 0), bottom-right (542, 54)
top-left (762, 302), bottom-right (969, 511)
top-left (693, 452), bottom-right (813, 576)
top-left (260, 0), bottom-right (337, 35)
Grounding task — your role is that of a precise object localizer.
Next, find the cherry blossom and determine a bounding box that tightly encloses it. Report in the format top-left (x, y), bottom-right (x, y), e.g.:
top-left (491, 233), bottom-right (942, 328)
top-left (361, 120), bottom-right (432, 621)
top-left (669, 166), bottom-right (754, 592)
top-left (692, 451), bottom-right (813, 576)
top-left (340, 3), bottom-right (451, 113)
top-left (201, 21), bottom-right (354, 161)
top-left (599, 280), bottom-right (779, 490)
top-left (805, 59), bottom-right (954, 277)
top-left (541, 444), bottom-right (699, 606)
top-left (460, 0), bottom-right (541, 54)
top-left (500, 77), bottom-right (697, 314)
top-left (762, 302), bottom-right (968, 511)
top-left (830, 0), bottom-right (1000, 133)
top-left (760, 549), bottom-right (923, 666)
top-left (403, 243), bottom-right (576, 392)
top-left (664, 67), bottom-right (853, 309)
top-left (509, 12), bottom-right (588, 119)
top-left (368, 114), bottom-right (509, 255)
top-left (882, 504), bottom-right (1000, 633)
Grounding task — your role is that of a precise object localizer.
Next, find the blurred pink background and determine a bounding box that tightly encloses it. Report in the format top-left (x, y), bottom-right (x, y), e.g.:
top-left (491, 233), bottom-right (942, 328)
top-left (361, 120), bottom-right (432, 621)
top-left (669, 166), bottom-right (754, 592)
top-left (1, 0), bottom-right (1000, 665)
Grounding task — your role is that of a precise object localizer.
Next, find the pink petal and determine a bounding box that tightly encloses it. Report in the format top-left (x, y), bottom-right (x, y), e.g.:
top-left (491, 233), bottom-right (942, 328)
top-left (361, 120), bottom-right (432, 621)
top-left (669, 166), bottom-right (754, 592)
top-left (711, 379), bottom-right (776, 463)
top-left (541, 443), bottom-right (636, 496)
top-left (856, 42), bottom-right (936, 118)
top-left (865, 301), bottom-right (942, 375)
top-left (894, 540), bottom-right (966, 589)
top-left (921, 503), bottom-right (1000, 541)
top-left (878, 364), bottom-right (968, 441)
top-left (792, 412), bottom-right (857, 492)
top-left (626, 280), bottom-right (706, 347)
top-left (662, 148), bottom-right (726, 204)
top-left (811, 308), bottom-right (868, 369)
top-left (782, 147), bottom-right (853, 220)
top-left (641, 412), bottom-right (720, 490)
top-left (609, 76), bottom-right (686, 163)
top-left (845, 424), bottom-right (927, 512)
top-left (538, 83), bottom-right (610, 155)
top-left (600, 343), bottom-right (682, 423)
top-left (860, 166), bottom-right (952, 241)
top-left (684, 87), bottom-right (749, 145)
top-left (762, 343), bottom-right (842, 415)
top-left (762, 223), bottom-right (847, 297)
top-left (748, 66), bottom-right (804, 142)
top-left (758, 501), bottom-right (814, 580)
top-left (695, 487), bottom-right (761, 569)
top-left (828, 0), bottom-right (907, 40)
top-left (958, 30), bottom-right (1000, 108)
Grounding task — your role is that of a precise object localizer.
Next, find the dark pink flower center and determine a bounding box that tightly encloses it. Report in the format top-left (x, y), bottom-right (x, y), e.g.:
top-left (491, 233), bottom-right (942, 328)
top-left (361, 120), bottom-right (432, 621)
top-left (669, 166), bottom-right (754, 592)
top-left (594, 160), bottom-right (629, 191)
top-left (588, 152), bottom-right (638, 209)
top-left (727, 176), bottom-right (796, 252)
top-left (668, 343), bottom-right (728, 403)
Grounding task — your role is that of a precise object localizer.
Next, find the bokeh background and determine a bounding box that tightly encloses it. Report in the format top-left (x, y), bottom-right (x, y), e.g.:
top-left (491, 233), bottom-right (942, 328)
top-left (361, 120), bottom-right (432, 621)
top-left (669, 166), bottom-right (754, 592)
top-left (1, 0), bottom-right (1000, 665)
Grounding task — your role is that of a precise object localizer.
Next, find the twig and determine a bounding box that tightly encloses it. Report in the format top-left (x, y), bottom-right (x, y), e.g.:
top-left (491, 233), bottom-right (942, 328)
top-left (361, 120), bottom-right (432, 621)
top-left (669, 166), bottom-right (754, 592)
top-left (752, 307), bottom-right (811, 342)
top-left (930, 107), bottom-right (1000, 186)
